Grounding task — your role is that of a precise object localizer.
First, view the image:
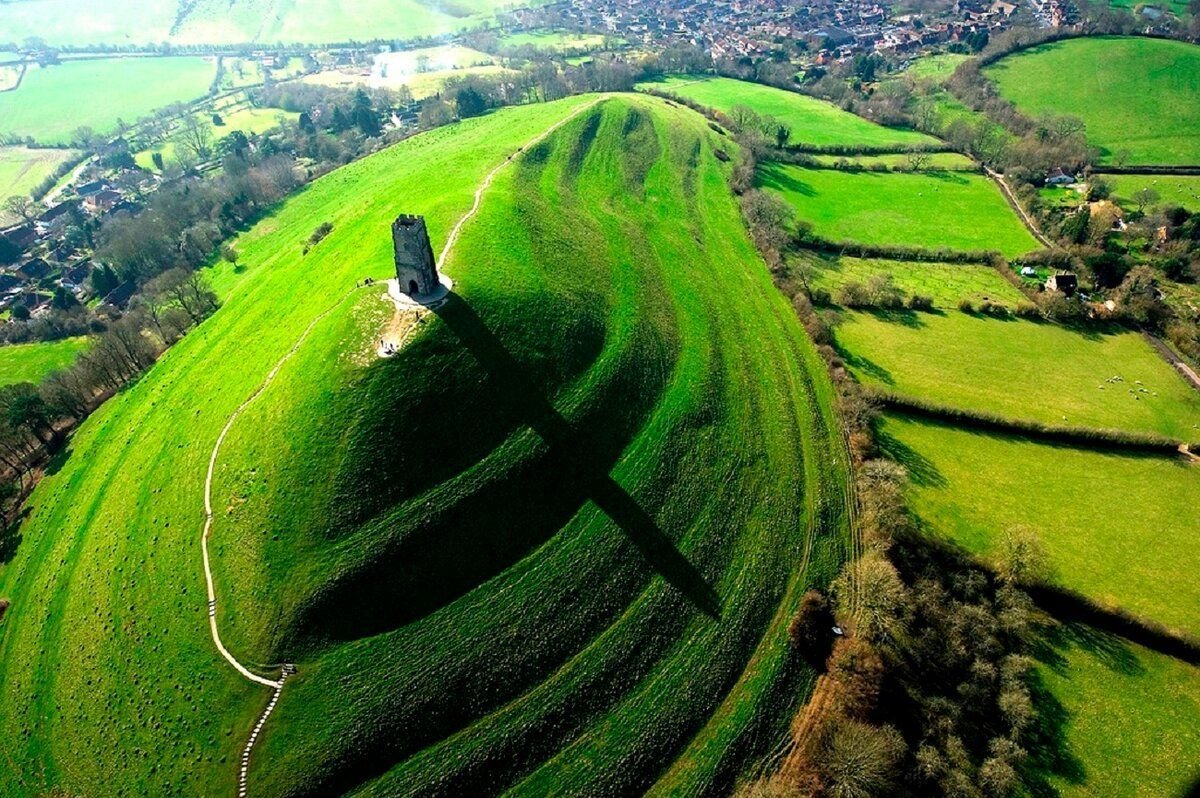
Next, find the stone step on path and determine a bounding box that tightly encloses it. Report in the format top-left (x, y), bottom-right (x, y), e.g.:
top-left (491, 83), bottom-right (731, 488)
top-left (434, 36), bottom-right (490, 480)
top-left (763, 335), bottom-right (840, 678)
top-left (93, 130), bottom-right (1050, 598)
top-left (239, 668), bottom-right (292, 798)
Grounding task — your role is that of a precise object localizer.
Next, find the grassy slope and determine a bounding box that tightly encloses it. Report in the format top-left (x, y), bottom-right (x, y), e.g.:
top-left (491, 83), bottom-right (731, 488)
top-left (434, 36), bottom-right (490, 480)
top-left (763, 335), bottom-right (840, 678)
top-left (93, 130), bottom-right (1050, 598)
top-left (1029, 624), bottom-right (1200, 797)
top-left (834, 310), bottom-right (1200, 439)
top-left (984, 37), bottom-right (1200, 165)
top-left (0, 94), bottom-right (850, 797)
top-left (0, 147), bottom-right (80, 199)
top-left (759, 163), bottom-right (1042, 258)
top-left (791, 251), bottom-right (1026, 309)
top-left (637, 75), bottom-right (940, 149)
top-left (0, 0), bottom-right (514, 45)
top-left (237, 96), bottom-right (849, 797)
top-left (880, 414), bottom-right (1200, 638)
top-left (0, 338), bottom-right (88, 387)
top-left (0, 58), bottom-right (215, 144)
top-left (0, 96), bottom-right (596, 797)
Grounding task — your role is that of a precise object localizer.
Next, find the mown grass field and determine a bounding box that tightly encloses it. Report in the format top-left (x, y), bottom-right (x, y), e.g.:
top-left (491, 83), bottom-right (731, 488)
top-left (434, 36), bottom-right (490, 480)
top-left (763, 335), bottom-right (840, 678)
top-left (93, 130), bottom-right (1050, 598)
top-left (134, 106), bottom-right (298, 171)
top-left (759, 163), bottom-right (1042, 257)
top-left (0, 57), bottom-right (215, 144)
top-left (0, 94), bottom-right (850, 797)
top-left (834, 310), bottom-right (1200, 439)
top-left (880, 413), bottom-right (1200, 638)
top-left (1107, 173), bottom-right (1200, 212)
top-left (1030, 625), bottom-right (1200, 797)
top-left (984, 37), bottom-right (1200, 165)
top-left (791, 251), bottom-right (1025, 309)
top-left (0, 337), bottom-right (88, 387)
top-left (636, 75), bottom-right (940, 149)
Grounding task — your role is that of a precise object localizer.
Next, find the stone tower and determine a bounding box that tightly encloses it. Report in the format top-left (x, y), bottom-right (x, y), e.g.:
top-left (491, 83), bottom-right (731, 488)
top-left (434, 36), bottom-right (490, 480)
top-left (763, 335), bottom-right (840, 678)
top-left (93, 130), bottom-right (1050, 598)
top-left (392, 214), bottom-right (438, 296)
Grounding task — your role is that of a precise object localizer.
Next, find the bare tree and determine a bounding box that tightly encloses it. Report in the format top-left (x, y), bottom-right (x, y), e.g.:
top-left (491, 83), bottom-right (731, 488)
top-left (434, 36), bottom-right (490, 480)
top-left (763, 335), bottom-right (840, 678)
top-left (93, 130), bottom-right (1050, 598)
top-left (176, 114), bottom-right (215, 162)
top-left (3, 195), bottom-right (38, 223)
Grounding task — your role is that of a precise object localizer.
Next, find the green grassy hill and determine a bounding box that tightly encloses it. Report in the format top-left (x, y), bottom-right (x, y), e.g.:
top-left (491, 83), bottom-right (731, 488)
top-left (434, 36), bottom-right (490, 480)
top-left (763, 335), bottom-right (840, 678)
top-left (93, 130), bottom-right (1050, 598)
top-left (984, 37), bottom-right (1200, 165)
top-left (0, 94), bottom-right (850, 796)
top-left (637, 75), bottom-right (940, 150)
top-left (760, 163), bottom-right (1042, 258)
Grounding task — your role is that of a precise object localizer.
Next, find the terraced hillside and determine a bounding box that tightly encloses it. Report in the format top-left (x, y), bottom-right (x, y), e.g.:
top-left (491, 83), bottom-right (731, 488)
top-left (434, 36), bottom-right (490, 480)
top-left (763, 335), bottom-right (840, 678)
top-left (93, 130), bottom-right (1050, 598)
top-left (0, 94), bottom-right (850, 796)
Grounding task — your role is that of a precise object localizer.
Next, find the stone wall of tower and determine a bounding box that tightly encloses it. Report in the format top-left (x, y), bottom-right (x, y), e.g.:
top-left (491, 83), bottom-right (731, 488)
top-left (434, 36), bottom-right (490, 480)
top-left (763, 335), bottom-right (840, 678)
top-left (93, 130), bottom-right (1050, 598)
top-left (392, 214), bottom-right (438, 296)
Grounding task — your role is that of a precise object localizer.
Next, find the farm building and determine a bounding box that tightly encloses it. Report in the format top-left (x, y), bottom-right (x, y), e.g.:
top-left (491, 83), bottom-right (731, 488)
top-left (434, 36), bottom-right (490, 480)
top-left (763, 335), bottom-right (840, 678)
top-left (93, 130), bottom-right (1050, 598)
top-left (1045, 168), bottom-right (1076, 185)
top-left (1046, 272), bottom-right (1078, 296)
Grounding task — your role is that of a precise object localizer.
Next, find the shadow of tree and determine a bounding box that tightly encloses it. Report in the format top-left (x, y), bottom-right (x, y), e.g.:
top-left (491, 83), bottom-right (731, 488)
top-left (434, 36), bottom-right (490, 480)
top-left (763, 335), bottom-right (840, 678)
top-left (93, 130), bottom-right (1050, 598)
top-left (876, 428), bottom-right (946, 488)
top-left (1022, 665), bottom-right (1087, 797)
top-left (0, 505), bottom-right (29, 564)
top-left (755, 163), bottom-right (817, 197)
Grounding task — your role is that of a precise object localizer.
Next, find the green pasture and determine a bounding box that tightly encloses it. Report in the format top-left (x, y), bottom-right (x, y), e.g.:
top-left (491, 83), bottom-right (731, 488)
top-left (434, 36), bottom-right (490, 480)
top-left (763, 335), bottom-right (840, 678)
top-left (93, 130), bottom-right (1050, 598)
top-left (1107, 173), bottom-right (1200, 212)
top-left (902, 52), bottom-right (969, 84)
top-left (791, 251), bottom-right (1025, 309)
top-left (0, 95), bottom-right (849, 797)
top-left (0, 337), bottom-right (88, 387)
top-left (636, 75), bottom-right (940, 150)
top-left (808, 151), bottom-right (977, 171)
top-left (879, 413), bottom-right (1200, 638)
top-left (759, 164), bottom-right (1042, 258)
top-left (0, 57), bottom-right (215, 145)
top-left (1030, 625), bottom-right (1200, 797)
top-left (834, 310), bottom-right (1200, 439)
top-left (985, 37), bottom-right (1200, 165)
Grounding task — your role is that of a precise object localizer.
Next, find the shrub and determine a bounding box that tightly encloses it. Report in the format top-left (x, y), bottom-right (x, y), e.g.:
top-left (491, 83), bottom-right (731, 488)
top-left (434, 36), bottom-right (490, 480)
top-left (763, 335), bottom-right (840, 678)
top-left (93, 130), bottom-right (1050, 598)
top-left (907, 294), bottom-right (934, 312)
top-left (1013, 301), bottom-right (1039, 319)
top-left (836, 281), bottom-right (871, 308)
top-left (811, 287), bottom-right (833, 306)
top-left (789, 589), bottom-right (835, 664)
top-left (308, 221), bottom-right (334, 246)
top-left (866, 274), bottom-right (904, 309)
top-left (957, 298), bottom-right (975, 313)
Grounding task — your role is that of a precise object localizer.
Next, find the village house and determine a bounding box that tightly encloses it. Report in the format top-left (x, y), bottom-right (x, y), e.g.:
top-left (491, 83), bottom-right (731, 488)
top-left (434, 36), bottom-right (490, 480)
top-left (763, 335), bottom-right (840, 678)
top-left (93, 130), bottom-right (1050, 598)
top-left (1045, 167), bottom-right (1076, 186)
top-left (1046, 273), bottom-right (1078, 296)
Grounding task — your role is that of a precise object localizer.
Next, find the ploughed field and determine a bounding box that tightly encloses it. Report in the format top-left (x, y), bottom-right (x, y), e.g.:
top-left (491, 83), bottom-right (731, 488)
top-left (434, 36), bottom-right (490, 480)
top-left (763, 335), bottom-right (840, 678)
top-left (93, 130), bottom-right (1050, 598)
top-left (984, 36), bottom-right (1200, 165)
top-left (0, 94), bottom-right (850, 796)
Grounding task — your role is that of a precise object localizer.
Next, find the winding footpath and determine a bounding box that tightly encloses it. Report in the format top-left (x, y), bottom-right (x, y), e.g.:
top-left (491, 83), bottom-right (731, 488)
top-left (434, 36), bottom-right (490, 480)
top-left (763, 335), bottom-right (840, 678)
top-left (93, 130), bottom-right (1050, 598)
top-left (200, 96), bottom-right (605, 796)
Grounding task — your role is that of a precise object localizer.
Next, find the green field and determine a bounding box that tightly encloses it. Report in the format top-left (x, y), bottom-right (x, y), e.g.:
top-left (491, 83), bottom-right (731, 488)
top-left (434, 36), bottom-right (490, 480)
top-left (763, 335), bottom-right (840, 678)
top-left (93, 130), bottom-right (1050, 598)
top-left (880, 413), bottom-right (1200, 637)
top-left (0, 57), bottom-right (216, 144)
top-left (985, 37), bottom-right (1200, 165)
top-left (1030, 625), bottom-right (1200, 797)
top-left (0, 0), bottom-right (518, 45)
top-left (759, 163), bottom-right (1042, 257)
top-left (808, 151), bottom-right (977, 171)
top-left (902, 52), bottom-right (970, 84)
top-left (792, 251), bottom-right (1026, 309)
top-left (0, 147), bottom-right (79, 223)
top-left (636, 75), bottom-right (940, 150)
top-left (134, 106), bottom-right (298, 171)
top-left (0, 337), bottom-right (88, 387)
top-left (497, 31), bottom-right (612, 52)
top-left (1107, 173), bottom-right (1200, 212)
top-left (0, 94), bottom-right (850, 796)
top-left (834, 310), bottom-right (1200, 439)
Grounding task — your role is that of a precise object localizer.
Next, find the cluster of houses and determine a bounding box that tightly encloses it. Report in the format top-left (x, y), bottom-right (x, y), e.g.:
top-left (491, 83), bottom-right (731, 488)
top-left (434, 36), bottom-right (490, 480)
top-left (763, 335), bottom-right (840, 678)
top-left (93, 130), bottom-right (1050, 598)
top-left (0, 172), bottom-right (146, 321)
top-left (507, 0), bottom-right (1076, 67)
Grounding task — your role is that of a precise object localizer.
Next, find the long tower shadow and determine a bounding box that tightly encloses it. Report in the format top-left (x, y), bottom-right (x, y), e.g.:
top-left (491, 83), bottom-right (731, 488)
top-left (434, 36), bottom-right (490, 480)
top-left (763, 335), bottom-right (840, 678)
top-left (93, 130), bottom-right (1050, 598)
top-left (434, 291), bottom-right (721, 619)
